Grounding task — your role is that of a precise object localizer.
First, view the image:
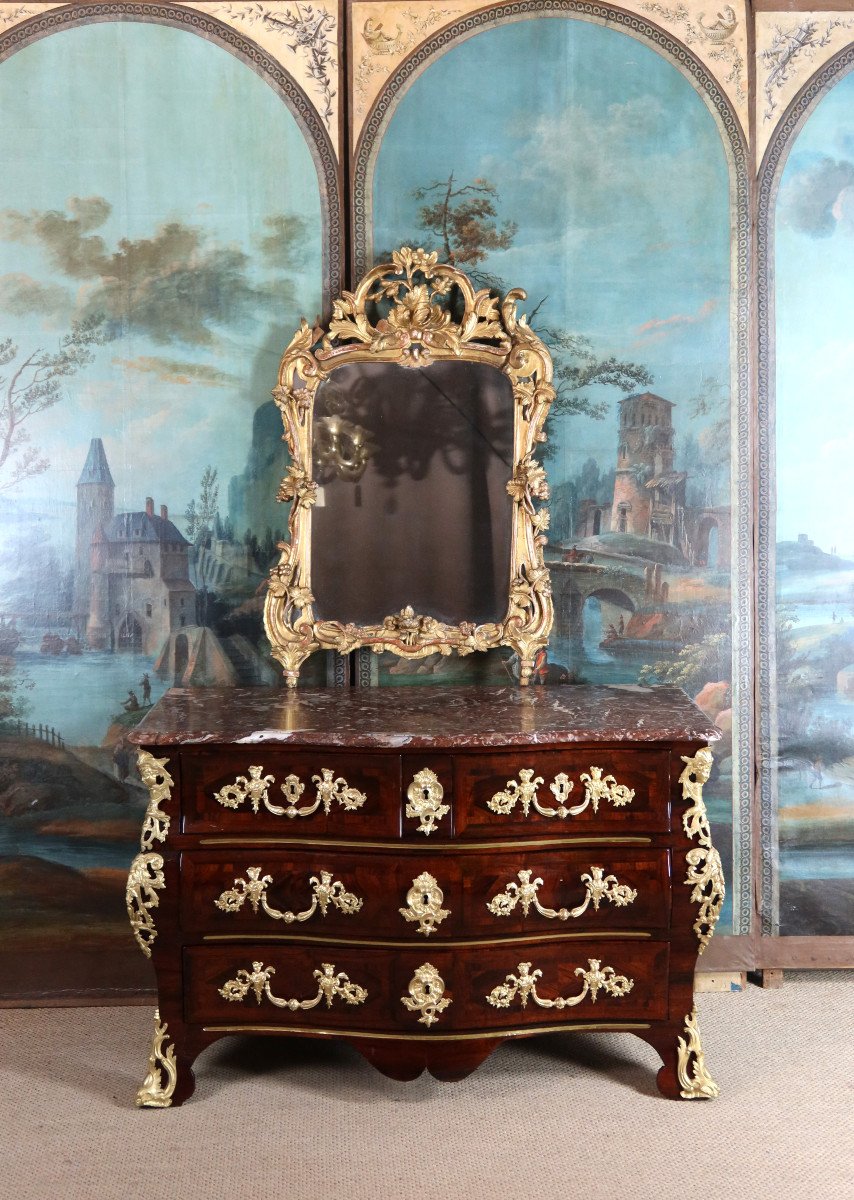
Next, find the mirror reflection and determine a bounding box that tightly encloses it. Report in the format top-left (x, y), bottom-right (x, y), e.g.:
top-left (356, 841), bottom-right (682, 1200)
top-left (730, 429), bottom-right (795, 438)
top-left (311, 360), bottom-right (514, 626)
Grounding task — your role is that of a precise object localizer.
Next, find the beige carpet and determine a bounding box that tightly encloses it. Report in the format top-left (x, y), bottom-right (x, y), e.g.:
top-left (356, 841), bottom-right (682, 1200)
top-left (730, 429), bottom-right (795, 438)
top-left (2, 972), bottom-right (851, 1200)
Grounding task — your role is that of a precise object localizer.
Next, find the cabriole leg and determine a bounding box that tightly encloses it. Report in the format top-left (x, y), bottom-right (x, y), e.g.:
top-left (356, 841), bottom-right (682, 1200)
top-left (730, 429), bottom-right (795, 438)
top-left (637, 1009), bottom-right (719, 1100)
top-left (135, 1008), bottom-right (195, 1108)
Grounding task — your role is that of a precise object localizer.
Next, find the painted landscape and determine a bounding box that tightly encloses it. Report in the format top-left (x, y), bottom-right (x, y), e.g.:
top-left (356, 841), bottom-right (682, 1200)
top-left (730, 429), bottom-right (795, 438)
top-left (368, 16), bottom-right (738, 928)
top-left (773, 70), bottom-right (854, 935)
top-left (0, 20), bottom-right (326, 990)
top-left (5, 6), bottom-right (851, 983)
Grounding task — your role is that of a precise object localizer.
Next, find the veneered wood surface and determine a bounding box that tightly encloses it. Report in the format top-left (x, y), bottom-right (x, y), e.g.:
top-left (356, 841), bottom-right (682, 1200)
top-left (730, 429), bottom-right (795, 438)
top-left (183, 937), bottom-right (670, 1030)
top-left (179, 845), bottom-right (671, 937)
top-left (453, 748), bottom-right (672, 837)
top-left (180, 747), bottom-right (402, 838)
top-left (136, 693), bottom-right (716, 1101)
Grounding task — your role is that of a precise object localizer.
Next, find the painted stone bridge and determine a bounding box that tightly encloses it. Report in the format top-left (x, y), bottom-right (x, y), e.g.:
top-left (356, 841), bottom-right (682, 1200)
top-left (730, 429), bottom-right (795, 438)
top-left (547, 553), bottom-right (668, 640)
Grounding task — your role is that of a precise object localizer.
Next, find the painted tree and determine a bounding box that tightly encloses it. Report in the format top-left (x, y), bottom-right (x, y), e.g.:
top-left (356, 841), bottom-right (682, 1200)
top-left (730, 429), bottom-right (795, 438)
top-left (184, 498), bottom-right (199, 541)
top-left (185, 466), bottom-right (219, 541)
top-left (414, 174), bottom-right (517, 271)
top-left (638, 630), bottom-right (731, 693)
top-left (198, 466), bottom-right (219, 535)
top-left (0, 314), bottom-right (108, 492)
top-left (411, 175), bottom-right (652, 418)
top-left (543, 327), bottom-right (652, 420)
top-left (0, 656), bottom-right (32, 723)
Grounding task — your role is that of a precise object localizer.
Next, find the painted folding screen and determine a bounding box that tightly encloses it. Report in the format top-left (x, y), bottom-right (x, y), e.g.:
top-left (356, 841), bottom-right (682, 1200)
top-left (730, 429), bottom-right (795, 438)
top-left (350, 2), bottom-right (752, 944)
top-left (0, 3), bottom-right (342, 1001)
top-left (758, 19), bottom-right (854, 951)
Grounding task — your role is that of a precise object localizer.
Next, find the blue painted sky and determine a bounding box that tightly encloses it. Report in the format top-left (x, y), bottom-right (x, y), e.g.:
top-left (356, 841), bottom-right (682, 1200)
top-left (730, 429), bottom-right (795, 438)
top-left (0, 20), bottom-right (322, 549)
top-left (776, 70), bottom-right (854, 558)
top-left (371, 17), bottom-right (732, 488)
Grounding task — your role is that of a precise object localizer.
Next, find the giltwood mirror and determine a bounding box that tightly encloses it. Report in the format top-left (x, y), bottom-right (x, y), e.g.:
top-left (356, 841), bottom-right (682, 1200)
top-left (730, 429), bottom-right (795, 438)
top-left (264, 247), bottom-right (555, 686)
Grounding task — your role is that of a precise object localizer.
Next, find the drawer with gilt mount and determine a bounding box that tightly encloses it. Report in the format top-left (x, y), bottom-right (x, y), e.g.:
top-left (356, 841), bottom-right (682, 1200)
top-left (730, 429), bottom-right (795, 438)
top-left (126, 685), bottom-right (724, 1106)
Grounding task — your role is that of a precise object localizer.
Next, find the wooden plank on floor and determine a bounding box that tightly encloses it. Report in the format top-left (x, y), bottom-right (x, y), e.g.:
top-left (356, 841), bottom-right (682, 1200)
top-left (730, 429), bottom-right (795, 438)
top-left (695, 970), bottom-right (746, 992)
top-left (749, 969), bottom-right (785, 989)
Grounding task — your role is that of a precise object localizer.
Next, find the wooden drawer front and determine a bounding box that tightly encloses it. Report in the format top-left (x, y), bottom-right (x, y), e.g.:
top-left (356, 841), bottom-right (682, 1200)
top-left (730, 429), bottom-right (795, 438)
top-left (180, 847), bottom-right (668, 939)
top-left (454, 750), bottom-right (670, 837)
top-left (467, 848), bottom-right (669, 936)
top-left (185, 939), bottom-right (669, 1031)
top-left (462, 939), bottom-right (669, 1029)
top-left (185, 944), bottom-right (387, 1032)
top-left (181, 849), bottom-right (463, 938)
top-left (180, 749), bottom-right (401, 838)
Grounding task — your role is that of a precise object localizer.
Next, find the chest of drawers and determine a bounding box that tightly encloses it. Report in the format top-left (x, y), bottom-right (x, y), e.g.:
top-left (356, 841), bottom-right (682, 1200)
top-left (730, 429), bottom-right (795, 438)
top-left (126, 684), bottom-right (723, 1105)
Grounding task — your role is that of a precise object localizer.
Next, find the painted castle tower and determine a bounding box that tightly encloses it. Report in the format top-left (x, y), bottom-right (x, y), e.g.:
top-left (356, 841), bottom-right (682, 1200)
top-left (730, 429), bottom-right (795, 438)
top-left (73, 438), bottom-right (114, 623)
top-left (74, 439), bottom-right (197, 653)
top-left (611, 391), bottom-right (686, 546)
top-left (575, 392), bottom-right (731, 568)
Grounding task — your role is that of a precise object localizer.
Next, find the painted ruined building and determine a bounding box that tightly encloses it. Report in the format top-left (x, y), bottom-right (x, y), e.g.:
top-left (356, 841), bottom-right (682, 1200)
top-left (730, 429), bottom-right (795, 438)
top-left (576, 392), bottom-right (731, 569)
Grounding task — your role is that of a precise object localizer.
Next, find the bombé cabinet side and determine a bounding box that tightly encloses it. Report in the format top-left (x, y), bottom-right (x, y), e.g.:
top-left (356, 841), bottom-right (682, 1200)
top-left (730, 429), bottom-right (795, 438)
top-left (125, 687), bottom-right (723, 1106)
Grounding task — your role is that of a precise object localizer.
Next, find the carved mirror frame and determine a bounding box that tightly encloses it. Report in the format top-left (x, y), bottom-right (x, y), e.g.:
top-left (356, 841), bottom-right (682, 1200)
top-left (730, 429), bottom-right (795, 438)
top-left (264, 247), bottom-right (555, 686)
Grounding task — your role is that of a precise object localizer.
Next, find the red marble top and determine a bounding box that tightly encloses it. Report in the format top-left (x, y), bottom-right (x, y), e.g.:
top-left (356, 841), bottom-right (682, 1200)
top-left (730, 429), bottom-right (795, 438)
top-left (129, 685), bottom-right (719, 750)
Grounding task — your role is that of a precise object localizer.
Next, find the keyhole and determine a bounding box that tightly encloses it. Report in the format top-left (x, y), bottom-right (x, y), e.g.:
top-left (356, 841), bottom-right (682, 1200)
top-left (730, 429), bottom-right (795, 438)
top-left (421, 892), bottom-right (430, 906)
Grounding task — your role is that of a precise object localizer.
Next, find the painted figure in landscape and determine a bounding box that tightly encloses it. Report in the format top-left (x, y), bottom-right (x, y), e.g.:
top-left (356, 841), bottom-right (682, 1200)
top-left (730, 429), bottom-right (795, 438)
top-left (773, 70), bottom-right (854, 935)
top-left (368, 16), bottom-right (737, 926)
top-left (0, 19), bottom-right (325, 989)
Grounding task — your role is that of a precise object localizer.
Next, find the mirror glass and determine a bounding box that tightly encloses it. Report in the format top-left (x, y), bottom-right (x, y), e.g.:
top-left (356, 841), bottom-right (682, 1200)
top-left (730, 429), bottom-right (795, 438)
top-left (310, 360), bottom-right (514, 626)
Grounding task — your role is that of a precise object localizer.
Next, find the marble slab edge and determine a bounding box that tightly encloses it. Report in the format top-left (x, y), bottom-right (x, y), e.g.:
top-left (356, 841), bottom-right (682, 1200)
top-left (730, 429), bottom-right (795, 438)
top-left (127, 685), bottom-right (720, 749)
